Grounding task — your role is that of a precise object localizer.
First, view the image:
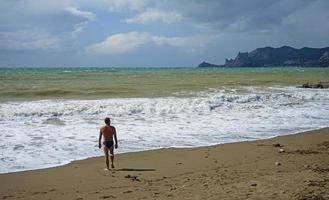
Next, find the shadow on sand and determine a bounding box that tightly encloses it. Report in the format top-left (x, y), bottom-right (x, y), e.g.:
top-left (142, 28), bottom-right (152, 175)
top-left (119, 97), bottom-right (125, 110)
top-left (115, 168), bottom-right (156, 172)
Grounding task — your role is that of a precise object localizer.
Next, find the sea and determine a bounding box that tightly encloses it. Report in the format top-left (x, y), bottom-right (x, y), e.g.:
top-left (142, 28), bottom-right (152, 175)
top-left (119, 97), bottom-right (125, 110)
top-left (0, 67), bottom-right (329, 173)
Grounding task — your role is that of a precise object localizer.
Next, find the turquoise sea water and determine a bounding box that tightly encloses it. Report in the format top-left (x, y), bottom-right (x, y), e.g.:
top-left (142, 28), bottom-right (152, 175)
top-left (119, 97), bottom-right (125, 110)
top-left (1, 67), bottom-right (328, 101)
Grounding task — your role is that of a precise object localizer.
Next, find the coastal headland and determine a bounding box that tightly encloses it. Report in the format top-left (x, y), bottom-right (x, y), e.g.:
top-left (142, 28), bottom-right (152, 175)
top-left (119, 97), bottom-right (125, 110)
top-left (199, 46), bottom-right (329, 67)
top-left (1, 128), bottom-right (329, 200)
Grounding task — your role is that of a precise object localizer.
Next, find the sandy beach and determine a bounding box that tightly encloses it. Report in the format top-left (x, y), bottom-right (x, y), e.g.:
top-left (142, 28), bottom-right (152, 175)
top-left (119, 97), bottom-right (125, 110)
top-left (1, 128), bottom-right (329, 200)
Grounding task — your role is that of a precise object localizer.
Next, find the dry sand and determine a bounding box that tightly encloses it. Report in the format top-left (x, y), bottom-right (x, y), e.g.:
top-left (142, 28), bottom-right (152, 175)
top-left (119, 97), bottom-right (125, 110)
top-left (1, 128), bottom-right (329, 200)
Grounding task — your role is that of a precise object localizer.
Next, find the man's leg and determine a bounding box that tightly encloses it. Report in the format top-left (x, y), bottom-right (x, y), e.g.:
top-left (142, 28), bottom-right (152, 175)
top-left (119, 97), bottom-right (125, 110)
top-left (103, 147), bottom-right (110, 170)
top-left (109, 147), bottom-right (115, 169)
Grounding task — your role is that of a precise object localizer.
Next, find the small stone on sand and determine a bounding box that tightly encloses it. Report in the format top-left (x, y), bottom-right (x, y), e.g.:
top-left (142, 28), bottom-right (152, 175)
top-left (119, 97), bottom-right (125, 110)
top-left (279, 148), bottom-right (285, 153)
top-left (275, 162), bottom-right (281, 166)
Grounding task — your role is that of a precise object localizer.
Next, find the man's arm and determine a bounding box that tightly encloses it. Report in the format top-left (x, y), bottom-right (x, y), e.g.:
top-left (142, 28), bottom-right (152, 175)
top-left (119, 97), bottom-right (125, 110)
top-left (98, 129), bottom-right (102, 149)
top-left (113, 127), bottom-right (118, 149)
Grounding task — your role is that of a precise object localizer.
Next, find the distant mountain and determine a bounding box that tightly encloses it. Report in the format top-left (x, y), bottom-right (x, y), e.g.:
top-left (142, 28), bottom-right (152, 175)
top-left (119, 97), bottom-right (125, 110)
top-left (198, 46), bottom-right (329, 67)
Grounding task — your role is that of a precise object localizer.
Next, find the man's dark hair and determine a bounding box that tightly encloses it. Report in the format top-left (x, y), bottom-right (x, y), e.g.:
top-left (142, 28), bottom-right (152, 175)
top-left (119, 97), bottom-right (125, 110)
top-left (104, 117), bottom-right (111, 125)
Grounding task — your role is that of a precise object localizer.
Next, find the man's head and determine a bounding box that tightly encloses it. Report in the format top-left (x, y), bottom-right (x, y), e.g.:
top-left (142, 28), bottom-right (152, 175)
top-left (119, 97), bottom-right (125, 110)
top-left (104, 117), bottom-right (111, 125)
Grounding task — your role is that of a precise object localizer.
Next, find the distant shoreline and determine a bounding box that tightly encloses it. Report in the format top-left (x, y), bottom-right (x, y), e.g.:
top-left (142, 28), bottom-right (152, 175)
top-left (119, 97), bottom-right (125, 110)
top-left (1, 65), bottom-right (329, 69)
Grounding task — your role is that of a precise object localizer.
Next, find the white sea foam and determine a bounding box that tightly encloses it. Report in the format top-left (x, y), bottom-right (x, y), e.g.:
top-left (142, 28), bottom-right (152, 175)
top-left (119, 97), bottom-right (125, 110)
top-left (0, 86), bottom-right (329, 173)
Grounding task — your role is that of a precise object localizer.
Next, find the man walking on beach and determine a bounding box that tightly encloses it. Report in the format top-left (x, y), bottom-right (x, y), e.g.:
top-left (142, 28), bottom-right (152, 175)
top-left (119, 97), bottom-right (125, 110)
top-left (99, 117), bottom-right (118, 170)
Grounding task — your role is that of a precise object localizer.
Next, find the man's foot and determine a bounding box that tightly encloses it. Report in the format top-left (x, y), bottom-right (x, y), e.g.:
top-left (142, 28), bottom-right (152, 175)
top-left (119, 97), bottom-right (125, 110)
top-left (104, 168), bottom-right (110, 171)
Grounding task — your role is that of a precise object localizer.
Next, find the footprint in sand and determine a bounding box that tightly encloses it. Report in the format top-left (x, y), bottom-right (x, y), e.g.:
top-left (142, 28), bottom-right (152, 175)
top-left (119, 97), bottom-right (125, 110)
top-left (32, 192), bottom-right (40, 195)
top-left (170, 187), bottom-right (177, 191)
top-left (100, 195), bottom-right (116, 199)
top-left (96, 168), bottom-right (116, 177)
top-left (204, 149), bottom-right (211, 158)
top-left (2, 195), bottom-right (14, 199)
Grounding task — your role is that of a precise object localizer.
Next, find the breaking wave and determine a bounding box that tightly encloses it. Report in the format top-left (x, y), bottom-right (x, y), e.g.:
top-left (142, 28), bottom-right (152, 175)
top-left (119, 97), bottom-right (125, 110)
top-left (0, 86), bottom-right (329, 173)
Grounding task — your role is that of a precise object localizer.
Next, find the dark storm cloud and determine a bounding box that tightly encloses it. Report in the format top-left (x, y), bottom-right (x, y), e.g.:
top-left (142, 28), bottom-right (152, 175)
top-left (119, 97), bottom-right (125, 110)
top-left (152, 0), bottom-right (317, 33)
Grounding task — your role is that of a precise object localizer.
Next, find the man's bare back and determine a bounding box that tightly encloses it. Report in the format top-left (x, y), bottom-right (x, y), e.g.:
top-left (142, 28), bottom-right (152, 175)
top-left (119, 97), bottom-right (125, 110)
top-left (100, 125), bottom-right (116, 141)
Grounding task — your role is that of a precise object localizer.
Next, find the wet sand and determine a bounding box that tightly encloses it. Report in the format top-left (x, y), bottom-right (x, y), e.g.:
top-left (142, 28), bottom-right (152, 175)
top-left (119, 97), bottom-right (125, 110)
top-left (1, 128), bottom-right (329, 200)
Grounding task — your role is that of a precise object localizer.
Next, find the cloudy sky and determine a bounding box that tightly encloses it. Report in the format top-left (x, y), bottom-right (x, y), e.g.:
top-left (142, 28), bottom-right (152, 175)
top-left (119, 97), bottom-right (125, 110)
top-left (0, 0), bottom-right (328, 67)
